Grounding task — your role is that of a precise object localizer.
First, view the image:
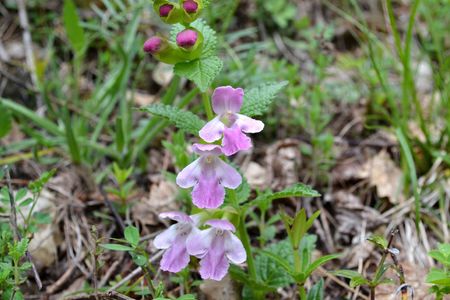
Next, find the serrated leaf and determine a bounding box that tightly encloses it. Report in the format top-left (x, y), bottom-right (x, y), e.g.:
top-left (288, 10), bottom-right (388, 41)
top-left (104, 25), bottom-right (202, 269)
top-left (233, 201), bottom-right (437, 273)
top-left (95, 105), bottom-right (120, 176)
top-left (171, 19), bottom-right (217, 57)
top-left (240, 81), bottom-right (288, 117)
top-left (100, 243), bottom-right (134, 251)
top-left (0, 102), bottom-right (12, 138)
top-left (141, 104), bottom-right (206, 135)
top-left (174, 56), bottom-right (223, 92)
top-left (124, 226), bottom-right (140, 247)
top-left (63, 0), bottom-right (86, 55)
top-left (367, 235), bottom-right (388, 250)
top-left (254, 240), bottom-right (295, 289)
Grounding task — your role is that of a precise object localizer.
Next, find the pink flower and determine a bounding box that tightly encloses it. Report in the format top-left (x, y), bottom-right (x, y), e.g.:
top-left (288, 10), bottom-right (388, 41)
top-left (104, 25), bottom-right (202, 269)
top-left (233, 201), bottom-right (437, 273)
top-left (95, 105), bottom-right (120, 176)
top-left (176, 144), bottom-right (241, 209)
top-left (153, 211), bottom-right (196, 273)
top-left (186, 219), bottom-right (246, 281)
top-left (199, 86), bottom-right (264, 156)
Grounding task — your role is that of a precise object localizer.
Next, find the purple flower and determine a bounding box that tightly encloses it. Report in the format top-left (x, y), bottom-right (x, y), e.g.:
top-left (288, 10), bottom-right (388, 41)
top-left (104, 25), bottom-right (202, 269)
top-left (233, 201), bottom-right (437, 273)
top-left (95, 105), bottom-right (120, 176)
top-left (176, 144), bottom-right (241, 209)
top-left (186, 219), bottom-right (246, 281)
top-left (159, 4), bottom-right (174, 17)
top-left (183, 0), bottom-right (198, 13)
top-left (176, 29), bottom-right (198, 49)
top-left (153, 211), bottom-right (196, 273)
top-left (199, 86), bottom-right (264, 156)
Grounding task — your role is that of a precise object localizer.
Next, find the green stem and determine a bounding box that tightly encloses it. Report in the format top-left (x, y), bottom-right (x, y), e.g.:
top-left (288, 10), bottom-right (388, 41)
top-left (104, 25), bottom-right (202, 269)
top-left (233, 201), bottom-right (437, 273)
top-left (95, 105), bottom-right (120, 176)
top-left (298, 285), bottom-right (307, 300)
top-left (201, 92), bottom-right (214, 120)
top-left (237, 212), bottom-right (256, 280)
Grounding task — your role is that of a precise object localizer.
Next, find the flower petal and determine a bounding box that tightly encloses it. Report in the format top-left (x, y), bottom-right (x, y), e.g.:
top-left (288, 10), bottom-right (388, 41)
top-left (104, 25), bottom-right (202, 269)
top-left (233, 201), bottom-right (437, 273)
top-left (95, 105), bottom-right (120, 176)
top-left (198, 236), bottom-right (229, 281)
top-left (221, 124), bottom-right (252, 156)
top-left (199, 117), bottom-right (225, 143)
top-left (191, 174), bottom-right (225, 209)
top-left (176, 158), bottom-right (201, 188)
top-left (224, 232), bottom-right (246, 264)
top-left (192, 143), bottom-right (223, 156)
top-left (153, 225), bottom-right (178, 249)
top-left (212, 86), bottom-right (244, 114)
top-left (235, 114), bottom-right (264, 133)
top-left (159, 236), bottom-right (190, 273)
top-left (186, 228), bottom-right (214, 258)
top-left (159, 211), bottom-right (192, 223)
top-left (214, 159), bottom-right (242, 189)
top-left (205, 219), bottom-right (236, 232)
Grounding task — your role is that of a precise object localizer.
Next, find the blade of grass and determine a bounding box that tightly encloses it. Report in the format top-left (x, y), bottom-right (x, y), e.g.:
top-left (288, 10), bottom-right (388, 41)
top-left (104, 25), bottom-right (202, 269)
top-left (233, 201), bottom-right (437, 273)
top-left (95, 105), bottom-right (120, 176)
top-left (396, 127), bottom-right (421, 230)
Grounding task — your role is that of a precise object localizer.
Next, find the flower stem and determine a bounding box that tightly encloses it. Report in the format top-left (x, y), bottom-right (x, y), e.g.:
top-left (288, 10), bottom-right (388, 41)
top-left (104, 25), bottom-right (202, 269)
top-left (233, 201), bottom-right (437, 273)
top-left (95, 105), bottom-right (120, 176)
top-left (237, 212), bottom-right (256, 280)
top-left (201, 92), bottom-right (214, 120)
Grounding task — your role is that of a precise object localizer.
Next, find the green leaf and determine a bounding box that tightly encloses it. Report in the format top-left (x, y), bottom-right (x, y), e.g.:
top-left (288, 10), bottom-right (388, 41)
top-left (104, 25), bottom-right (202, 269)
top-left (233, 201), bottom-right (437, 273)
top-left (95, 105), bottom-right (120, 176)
top-left (0, 102), bottom-right (12, 138)
top-left (307, 279), bottom-right (324, 300)
top-left (33, 212), bottom-right (51, 224)
top-left (240, 81), bottom-right (288, 117)
top-left (124, 226), bottom-right (140, 247)
top-left (332, 269), bottom-right (364, 279)
top-left (15, 188), bottom-right (28, 202)
top-left (426, 269), bottom-right (450, 285)
top-left (333, 270), bottom-right (369, 288)
top-left (367, 235), bottom-right (388, 250)
top-left (141, 104), bottom-right (206, 135)
top-left (19, 198), bottom-right (33, 207)
top-left (254, 240), bottom-right (295, 289)
top-left (63, 0), bottom-right (86, 55)
top-left (251, 183), bottom-right (320, 208)
top-left (350, 276), bottom-right (370, 288)
top-left (304, 254), bottom-right (340, 277)
top-left (174, 56), bottom-right (223, 92)
top-left (131, 253), bottom-right (147, 266)
top-left (100, 243), bottom-right (134, 251)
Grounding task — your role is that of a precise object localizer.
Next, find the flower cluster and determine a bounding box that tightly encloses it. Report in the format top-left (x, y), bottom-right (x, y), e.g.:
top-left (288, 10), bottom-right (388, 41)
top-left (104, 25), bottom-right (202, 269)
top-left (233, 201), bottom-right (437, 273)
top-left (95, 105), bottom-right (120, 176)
top-left (154, 86), bottom-right (264, 280)
top-left (144, 0), bottom-right (204, 64)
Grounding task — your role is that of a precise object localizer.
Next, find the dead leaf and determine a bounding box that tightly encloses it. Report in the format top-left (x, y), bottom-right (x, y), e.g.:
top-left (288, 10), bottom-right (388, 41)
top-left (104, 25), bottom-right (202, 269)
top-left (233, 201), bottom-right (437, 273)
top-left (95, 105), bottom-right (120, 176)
top-left (152, 62), bottom-right (174, 86)
top-left (131, 180), bottom-right (179, 225)
top-left (363, 150), bottom-right (404, 204)
top-left (242, 161), bottom-right (270, 190)
top-left (199, 275), bottom-right (239, 300)
top-left (128, 90), bottom-right (156, 106)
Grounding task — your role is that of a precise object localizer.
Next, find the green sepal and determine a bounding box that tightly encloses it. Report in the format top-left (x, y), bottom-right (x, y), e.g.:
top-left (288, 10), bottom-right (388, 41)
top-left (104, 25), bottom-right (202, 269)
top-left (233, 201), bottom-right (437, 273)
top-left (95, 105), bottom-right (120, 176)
top-left (153, 0), bottom-right (183, 24)
top-left (176, 28), bottom-right (204, 61)
top-left (180, 0), bottom-right (203, 23)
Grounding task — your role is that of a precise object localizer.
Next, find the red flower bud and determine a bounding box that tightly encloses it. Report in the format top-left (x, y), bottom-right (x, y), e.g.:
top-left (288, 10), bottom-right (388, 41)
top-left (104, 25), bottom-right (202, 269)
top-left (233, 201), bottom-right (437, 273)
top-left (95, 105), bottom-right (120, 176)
top-left (159, 4), bottom-right (174, 17)
top-left (182, 0), bottom-right (198, 14)
top-left (176, 29), bottom-right (198, 49)
top-left (143, 37), bottom-right (162, 54)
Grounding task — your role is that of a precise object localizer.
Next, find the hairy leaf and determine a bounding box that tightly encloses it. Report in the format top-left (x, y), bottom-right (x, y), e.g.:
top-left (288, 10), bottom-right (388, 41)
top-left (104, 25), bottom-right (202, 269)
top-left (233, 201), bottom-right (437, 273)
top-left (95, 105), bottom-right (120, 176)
top-left (141, 104), bottom-right (206, 135)
top-left (240, 81), bottom-right (288, 117)
top-left (174, 56), bottom-right (223, 92)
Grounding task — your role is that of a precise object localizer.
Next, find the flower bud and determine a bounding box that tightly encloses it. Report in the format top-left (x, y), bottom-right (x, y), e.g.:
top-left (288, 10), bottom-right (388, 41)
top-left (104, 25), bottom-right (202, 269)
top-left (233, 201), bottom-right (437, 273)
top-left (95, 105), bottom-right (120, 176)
top-left (176, 29), bottom-right (198, 49)
top-left (182, 0), bottom-right (198, 14)
top-left (143, 37), bottom-right (163, 54)
top-left (159, 4), bottom-right (174, 17)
